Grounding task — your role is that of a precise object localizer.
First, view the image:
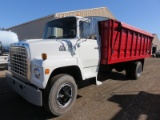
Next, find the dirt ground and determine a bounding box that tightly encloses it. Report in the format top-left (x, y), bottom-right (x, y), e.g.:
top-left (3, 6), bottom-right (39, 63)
top-left (0, 58), bottom-right (160, 120)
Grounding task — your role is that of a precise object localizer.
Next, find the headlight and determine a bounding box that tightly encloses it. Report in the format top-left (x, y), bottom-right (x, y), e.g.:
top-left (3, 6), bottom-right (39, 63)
top-left (34, 68), bottom-right (40, 79)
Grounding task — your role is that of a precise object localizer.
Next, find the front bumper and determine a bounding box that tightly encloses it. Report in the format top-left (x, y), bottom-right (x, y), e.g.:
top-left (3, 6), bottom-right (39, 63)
top-left (6, 72), bottom-right (42, 106)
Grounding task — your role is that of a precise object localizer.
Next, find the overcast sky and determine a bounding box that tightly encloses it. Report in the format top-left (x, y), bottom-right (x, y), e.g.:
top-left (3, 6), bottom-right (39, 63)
top-left (0, 0), bottom-right (160, 38)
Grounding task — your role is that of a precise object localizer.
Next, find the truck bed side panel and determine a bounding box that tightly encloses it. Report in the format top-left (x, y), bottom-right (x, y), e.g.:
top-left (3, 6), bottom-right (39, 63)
top-left (99, 19), bottom-right (153, 65)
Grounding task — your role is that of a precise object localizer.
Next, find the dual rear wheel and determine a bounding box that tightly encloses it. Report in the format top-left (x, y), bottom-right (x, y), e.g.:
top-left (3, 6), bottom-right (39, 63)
top-left (126, 61), bottom-right (142, 79)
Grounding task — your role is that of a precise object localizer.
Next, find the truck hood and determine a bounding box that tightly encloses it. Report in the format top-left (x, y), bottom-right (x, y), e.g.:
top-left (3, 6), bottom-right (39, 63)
top-left (12, 39), bottom-right (77, 60)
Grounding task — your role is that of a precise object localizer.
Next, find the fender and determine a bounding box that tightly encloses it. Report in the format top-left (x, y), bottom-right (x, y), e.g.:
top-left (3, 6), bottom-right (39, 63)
top-left (31, 56), bottom-right (85, 89)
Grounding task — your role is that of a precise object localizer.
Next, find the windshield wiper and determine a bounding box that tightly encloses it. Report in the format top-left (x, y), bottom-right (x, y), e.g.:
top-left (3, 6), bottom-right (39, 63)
top-left (47, 35), bottom-right (68, 39)
top-left (47, 35), bottom-right (56, 39)
top-left (56, 35), bottom-right (69, 39)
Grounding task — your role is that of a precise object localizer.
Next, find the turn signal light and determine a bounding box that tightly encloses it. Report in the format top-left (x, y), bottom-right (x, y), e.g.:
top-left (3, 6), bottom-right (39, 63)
top-left (42, 53), bottom-right (47, 60)
top-left (45, 69), bottom-right (50, 74)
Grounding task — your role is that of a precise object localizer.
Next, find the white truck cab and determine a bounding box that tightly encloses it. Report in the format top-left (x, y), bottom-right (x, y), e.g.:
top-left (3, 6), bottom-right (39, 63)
top-left (6, 16), bottom-right (108, 116)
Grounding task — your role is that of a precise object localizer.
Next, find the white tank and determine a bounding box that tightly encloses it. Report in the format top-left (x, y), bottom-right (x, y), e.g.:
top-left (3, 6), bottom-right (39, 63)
top-left (0, 30), bottom-right (19, 52)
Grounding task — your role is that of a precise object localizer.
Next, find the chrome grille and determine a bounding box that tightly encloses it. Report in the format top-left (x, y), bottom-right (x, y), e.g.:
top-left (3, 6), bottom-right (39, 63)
top-left (9, 47), bottom-right (28, 78)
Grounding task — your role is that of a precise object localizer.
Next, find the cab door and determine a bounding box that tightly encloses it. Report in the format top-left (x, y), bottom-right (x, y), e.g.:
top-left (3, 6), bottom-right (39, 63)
top-left (77, 20), bottom-right (100, 78)
top-left (78, 39), bottom-right (99, 68)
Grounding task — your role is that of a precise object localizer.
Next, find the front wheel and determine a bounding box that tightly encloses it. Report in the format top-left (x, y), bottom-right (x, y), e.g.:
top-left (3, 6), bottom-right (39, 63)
top-left (44, 74), bottom-right (77, 116)
top-left (0, 50), bottom-right (3, 55)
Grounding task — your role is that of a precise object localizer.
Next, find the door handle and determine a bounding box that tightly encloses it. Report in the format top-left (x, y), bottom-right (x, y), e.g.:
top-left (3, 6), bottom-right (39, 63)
top-left (94, 47), bottom-right (99, 49)
top-left (77, 43), bottom-right (80, 47)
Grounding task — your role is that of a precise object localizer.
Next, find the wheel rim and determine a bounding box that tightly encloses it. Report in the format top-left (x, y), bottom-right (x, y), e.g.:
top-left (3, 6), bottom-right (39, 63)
top-left (57, 83), bottom-right (72, 107)
top-left (137, 65), bottom-right (142, 77)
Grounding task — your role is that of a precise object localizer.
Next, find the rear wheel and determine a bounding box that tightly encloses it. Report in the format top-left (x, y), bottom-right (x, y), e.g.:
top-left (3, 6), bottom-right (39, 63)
top-left (44, 74), bottom-right (77, 116)
top-left (115, 67), bottom-right (124, 72)
top-left (114, 64), bottom-right (125, 72)
top-left (133, 62), bottom-right (142, 79)
top-left (125, 61), bottom-right (142, 79)
top-left (126, 68), bottom-right (132, 78)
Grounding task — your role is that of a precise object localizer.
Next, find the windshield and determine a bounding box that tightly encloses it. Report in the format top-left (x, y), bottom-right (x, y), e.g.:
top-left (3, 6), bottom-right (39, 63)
top-left (44, 17), bottom-right (77, 39)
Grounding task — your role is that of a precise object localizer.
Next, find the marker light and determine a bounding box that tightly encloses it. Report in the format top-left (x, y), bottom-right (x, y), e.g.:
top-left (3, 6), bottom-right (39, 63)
top-left (42, 53), bottom-right (47, 60)
top-left (45, 69), bottom-right (50, 74)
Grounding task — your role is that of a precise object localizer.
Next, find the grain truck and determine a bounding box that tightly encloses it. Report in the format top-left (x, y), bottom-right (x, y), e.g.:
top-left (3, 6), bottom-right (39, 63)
top-left (6, 16), bottom-right (153, 116)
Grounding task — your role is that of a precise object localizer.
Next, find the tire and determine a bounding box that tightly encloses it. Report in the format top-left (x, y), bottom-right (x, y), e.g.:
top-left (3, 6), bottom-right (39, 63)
top-left (115, 67), bottom-right (124, 72)
top-left (115, 65), bottom-right (124, 72)
top-left (106, 69), bottom-right (112, 74)
top-left (132, 62), bottom-right (142, 79)
top-left (0, 50), bottom-right (2, 55)
top-left (125, 68), bottom-right (132, 78)
top-left (43, 74), bottom-right (77, 116)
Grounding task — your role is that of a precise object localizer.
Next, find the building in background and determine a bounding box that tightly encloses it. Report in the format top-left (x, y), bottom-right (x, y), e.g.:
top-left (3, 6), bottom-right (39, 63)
top-left (152, 34), bottom-right (160, 55)
top-left (7, 7), bottom-right (116, 40)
